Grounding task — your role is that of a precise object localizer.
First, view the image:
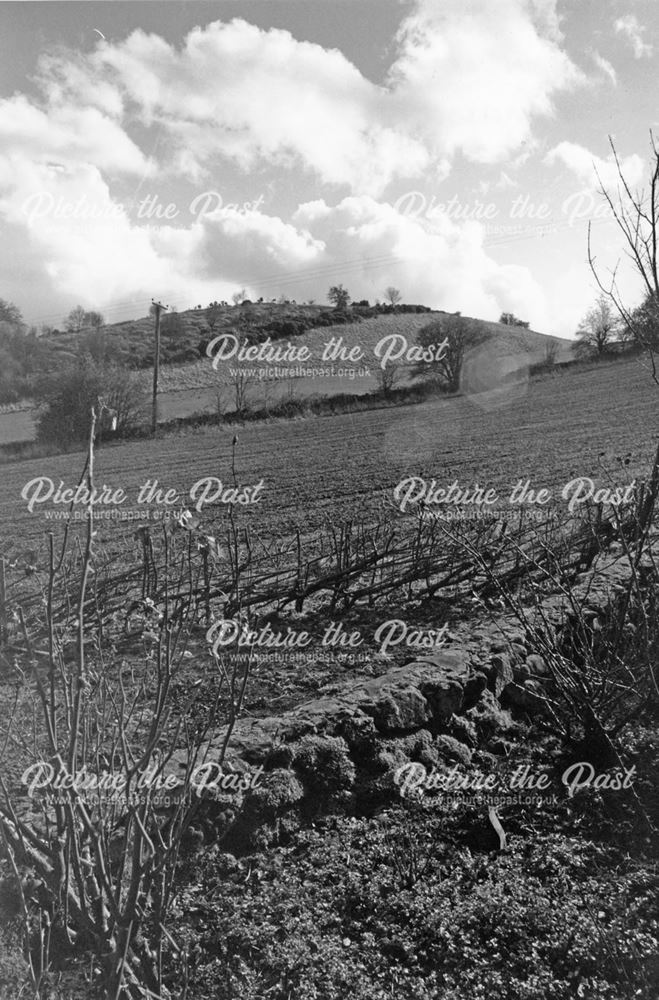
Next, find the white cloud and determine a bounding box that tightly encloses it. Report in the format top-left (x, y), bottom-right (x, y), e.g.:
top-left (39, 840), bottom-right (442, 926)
top-left (387, 0), bottom-right (583, 164)
top-left (26, 5), bottom-right (582, 194)
top-left (61, 19), bottom-right (430, 194)
top-left (545, 141), bottom-right (645, 190)
top-left (591, 51), bottom-right (617, 85)
top-left (0, 94), bottom-right (149, 174)
top-left (0, 5), bottom-right (589, 331)
top-left (0, 156), bottom-right (549, 328)
top-left (0, 158), bottom-right (227, 315)
top-left (291, 196), bottom-right (548, 325)
top-left (614, 15), bottom-right (653, 59)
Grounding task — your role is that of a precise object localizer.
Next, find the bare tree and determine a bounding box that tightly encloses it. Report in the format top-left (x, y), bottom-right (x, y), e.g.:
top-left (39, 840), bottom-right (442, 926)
top-left (64, 305), bottom-right (88, 333)
top-left (64, 306), bottom-right (104, 334)
top-left (384, 286), bottom-right (402, 309)
top-left (574, 295), bottom-right (620, 357)
top-left (86, 310), bottom-right (105, 332)
top-left (588, 133), bottom-right (659, 383)
top-left (378, 361), bottom-right (399, 397)
top-left (230, 368), bottom-right (255, 414)
top-left (206, 300), bottom-right (223, 332)
top-left (588, 131), bottom-right (659, 533)
top-left (412, 314), bottom-right (486, 393)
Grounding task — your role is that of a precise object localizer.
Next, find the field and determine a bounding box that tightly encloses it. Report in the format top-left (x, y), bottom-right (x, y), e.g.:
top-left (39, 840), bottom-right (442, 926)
top-left (1, 350), bottom-right (658, 1000)
top-left (0, 353), bottom-right (654, 559)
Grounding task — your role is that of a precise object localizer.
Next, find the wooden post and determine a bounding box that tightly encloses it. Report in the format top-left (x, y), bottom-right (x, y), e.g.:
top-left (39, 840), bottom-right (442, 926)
top-left (151, 300), bottom-right (168, 434)
top-left (0, 557), bottom-right (7, 647)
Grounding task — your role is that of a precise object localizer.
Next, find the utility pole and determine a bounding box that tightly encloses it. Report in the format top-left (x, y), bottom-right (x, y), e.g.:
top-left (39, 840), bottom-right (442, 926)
top-left (151, 299), bottom-right (168, 433)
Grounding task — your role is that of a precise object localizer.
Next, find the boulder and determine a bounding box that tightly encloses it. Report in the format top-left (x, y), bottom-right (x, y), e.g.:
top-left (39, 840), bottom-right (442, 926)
top-left (525, 654), bottom-right (549, 677)
top-left (502, 680), bottom-right (546, 715)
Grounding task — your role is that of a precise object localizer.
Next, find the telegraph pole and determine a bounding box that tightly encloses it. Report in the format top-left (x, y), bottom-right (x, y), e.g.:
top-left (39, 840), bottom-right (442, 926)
top-left (151, 299), bottom-right (168, 433)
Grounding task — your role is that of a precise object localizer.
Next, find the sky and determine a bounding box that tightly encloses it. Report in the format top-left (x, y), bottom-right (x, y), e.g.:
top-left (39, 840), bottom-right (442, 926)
top-left (0, 0), bottom-right (658, 336)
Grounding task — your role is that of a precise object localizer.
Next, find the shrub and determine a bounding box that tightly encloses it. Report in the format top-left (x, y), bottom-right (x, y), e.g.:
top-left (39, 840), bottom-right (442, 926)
top-left (34, 359), bottom-right (146, 446)
top-left (292, 735), bottom-right (356, 804)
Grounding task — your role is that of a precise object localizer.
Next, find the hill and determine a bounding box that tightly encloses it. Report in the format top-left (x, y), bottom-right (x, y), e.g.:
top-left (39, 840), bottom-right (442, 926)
top-left (0, 303), bottom-right (572, 440)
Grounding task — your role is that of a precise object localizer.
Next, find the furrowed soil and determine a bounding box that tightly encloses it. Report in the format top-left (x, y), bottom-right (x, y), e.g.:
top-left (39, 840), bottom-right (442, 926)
top-left (0, 354), bottom-right (654, 562)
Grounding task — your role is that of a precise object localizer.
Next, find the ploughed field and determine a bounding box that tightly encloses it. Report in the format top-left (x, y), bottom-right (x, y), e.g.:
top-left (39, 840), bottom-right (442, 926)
top-left (0, 353), bottom-right (655, 565)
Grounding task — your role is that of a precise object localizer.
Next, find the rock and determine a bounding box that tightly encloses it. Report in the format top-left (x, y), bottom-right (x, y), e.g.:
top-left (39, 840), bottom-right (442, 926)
top-left (509, 642), bottom-right (528, 665)
top-left (374, 746), bottom-right (410, 774)
top-left (377, 729), bottom-right (440, 773)
top-left (463, 671), bottom-right (488, 710)
top-left (291, 735), bottom-right (356, 798)
top-left (336, 710), bottom-right (378, 756)
top-left (512, 661), bottom-right (532, 683)
top-left (490, 653), bottom-right (514, 697)
top-left (502, 681), bottom-right (546, 715)
top-left (371, 686), bottom-right (431, 733)
top-left (525, 654), bottom-right (548, 677)
top-left (244, 768), bottom-right (305, 820)
top-left (467, 689), bottom-right (514, 736)
top-left (447, 715), bottom-right (478, 746)
top-left (435, 734), bottom-right (473, 766)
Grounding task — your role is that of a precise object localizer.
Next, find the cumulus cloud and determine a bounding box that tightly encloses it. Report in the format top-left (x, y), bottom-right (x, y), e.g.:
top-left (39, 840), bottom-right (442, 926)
top-left (387, 0), bottom-right (582, 164)
top-left (0, 94), bottom-right (149, 174)
top-left (289, 196), bottom-right (547, 325)
top-left (0, 159), bottom-right (234, 316)
top-left (545, 140), bottom-right (645, 190)
top-left (26, 4), bottom-right (582, 193)
top-left (0, 3), bottom-right (585, 327)
top-left (37, 19), bottom-right (429, 194)
top-left (614, 14), bottom-right (653, 59)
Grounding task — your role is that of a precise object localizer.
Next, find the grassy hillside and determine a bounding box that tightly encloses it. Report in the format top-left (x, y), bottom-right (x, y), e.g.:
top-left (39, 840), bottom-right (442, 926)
top-left (42, 299), bottom-right (571, 376)
top-left (0, 304), bottom-right (572, 442)
top-left (153, 312), bottom-right (572, 394)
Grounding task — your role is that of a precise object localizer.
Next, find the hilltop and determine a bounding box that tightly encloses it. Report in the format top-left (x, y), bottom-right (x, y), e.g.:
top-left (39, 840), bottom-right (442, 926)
top-left (41, 301), bottom-right (571, 377)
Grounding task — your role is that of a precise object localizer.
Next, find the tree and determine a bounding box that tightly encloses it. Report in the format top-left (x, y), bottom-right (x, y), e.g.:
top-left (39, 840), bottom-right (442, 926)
top-left (86, 309), bottom-right (105, 331)
top-left (206, 300), bottom-right (223, 332)
top-left (0, 299), bottom-right (24, 329)
top-left (34, 359), bottom-right (145, 445)
top-left (627, 293), bottom-right (659, 349)
top-left (588, 134), bottom-right (659, 377)
top-left (64, 305), bottom-right (104, 333)
top-left (385, 286), bottom-right (402, 309)
top-left (64, 304), bottom-right (87, 333)
top-left (378, 361), bottom-right (399, 397)
top-left (574, 295), bottom-right (620, 357)
top-left (232, 288), bottom-right (247, 306)
top-left (229, 368), bottom-right (255, 414)
top-left (499, 312), bottom-right (529, 328)
top-left (412, 315), bottom-right (486, 393)
top-left (328, 284), bottom-right (350, 310)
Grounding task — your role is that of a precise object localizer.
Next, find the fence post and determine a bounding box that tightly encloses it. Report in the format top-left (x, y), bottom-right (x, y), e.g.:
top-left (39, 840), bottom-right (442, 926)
top-left (0, 558), bottom-right (7, 647)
